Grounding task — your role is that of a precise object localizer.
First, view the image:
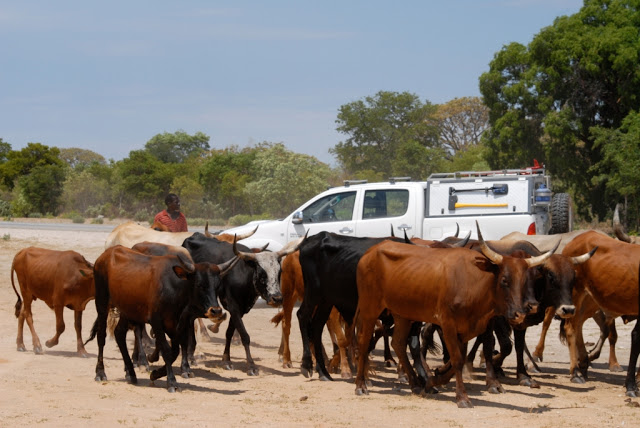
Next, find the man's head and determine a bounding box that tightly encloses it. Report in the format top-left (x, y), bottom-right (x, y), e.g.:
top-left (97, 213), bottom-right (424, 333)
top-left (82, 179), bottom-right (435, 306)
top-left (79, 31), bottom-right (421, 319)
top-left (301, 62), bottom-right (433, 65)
top-left (165, 193), bottom-right (180, 213)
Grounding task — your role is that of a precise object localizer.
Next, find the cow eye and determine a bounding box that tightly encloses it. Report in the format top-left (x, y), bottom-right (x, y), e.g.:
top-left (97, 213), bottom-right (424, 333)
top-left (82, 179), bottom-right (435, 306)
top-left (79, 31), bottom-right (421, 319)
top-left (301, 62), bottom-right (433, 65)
top-left (500, 277), bottom-right (509, 288)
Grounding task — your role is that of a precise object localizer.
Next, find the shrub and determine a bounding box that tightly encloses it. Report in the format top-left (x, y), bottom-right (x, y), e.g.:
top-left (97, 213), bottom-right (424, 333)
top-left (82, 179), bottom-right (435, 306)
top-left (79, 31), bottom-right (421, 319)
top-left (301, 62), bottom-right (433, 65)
top-left (134, 209), bottom-right (150, 222)
top-left (29, 212), bottom-right (43, 218)
top-left (91, 217), bottom-right (104, 224)
top-left (72, 215), bottom-right (85, 224)
top-left (0, 199), bottom-right (11, 217)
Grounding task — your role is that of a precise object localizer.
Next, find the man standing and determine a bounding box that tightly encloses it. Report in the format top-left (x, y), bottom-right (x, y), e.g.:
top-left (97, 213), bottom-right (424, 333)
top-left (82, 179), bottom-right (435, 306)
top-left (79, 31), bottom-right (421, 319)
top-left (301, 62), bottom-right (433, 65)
top-left (154, 193), bottom-right (188, 232)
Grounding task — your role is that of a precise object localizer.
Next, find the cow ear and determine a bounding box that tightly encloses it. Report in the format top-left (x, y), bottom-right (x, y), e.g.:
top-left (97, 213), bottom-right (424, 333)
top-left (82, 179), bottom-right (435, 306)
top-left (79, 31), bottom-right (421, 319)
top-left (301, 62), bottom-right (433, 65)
top-left (172, 265), bottom-right (189, 280)
top-left (473, 256), bottom-right (496, 272)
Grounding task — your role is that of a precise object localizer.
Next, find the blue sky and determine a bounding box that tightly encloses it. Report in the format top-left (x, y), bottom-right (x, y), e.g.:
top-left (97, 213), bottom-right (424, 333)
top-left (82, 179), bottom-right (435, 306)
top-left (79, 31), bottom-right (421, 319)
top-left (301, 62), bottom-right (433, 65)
top-left (1, 0), bottom-right (582, 165)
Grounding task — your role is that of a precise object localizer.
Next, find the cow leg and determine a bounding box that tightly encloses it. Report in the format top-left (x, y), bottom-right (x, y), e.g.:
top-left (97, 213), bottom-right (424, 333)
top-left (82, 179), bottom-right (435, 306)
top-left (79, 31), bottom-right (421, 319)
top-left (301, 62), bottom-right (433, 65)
top-left (438, 328), bottom-right (472, 408)
top-left (296, 299), bottom-right (316, 378)
top-left (407, 321), bottom-right (432, 391)
top-left (73, 310), bottom-right (89, 357)
top-left (45, 305), bottom-right (66, 349)
top-left (149, 327), bottom-right (180, 392)
top-left (222, 317), bottom-right (237, 371)
top-left (491, 317), bottom-right (513, 378)
top-left (565, 315), bottom-right (590, 383)
top-left (114, 317), bottom-right (137, 384)
top-left (587, 310), bottom-right (609, 362)
top-left (480, 320), bottom-right (505, 394)
top-left (531, 306), bottom-right (554, 364)
top-left (21, 298), bottom-right (43, 354)
top-left (223, 313), bottom-right (258, 376)
top-left (514, 327), bottom-right (539, 388)
top-left (280, 292), bottom-right (296, 369)
top-left (465, 337), bottom-right (482, 378)
top-left (391, 317), bottom-right (424, 394)
top-left (625, 319), bottom-right (640, 397)
top-left (326, 309), bottom-right (352, 379)
top-left (132, 325), bottom-right (150, 372)
top-left (180, 325), bottom-right (195, 378)
top-left (310, 303), bottom-right (334, 381)
top-left (606, 318), bottom-right (623, 372)
top-left (355, 315), bottom-right (377, 395)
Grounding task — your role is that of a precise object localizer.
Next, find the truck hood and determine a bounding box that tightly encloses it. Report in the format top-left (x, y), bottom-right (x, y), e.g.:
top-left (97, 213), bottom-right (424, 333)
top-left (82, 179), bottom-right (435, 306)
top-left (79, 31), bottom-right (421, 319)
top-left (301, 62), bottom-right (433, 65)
top-left (222, 219), bottom-right (283, 237)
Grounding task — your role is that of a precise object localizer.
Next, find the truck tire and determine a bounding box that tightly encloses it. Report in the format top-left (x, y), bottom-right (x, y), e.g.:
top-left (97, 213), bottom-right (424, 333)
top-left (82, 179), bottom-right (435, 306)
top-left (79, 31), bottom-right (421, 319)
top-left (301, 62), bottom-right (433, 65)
top-left (550, 193), bottom-right (572, 234)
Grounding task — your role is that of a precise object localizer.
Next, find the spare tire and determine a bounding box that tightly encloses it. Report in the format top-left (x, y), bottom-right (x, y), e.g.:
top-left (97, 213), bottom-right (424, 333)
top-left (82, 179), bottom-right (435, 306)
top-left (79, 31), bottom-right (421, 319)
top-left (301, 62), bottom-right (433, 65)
top-left (550, 193), bottom-right (572, 234)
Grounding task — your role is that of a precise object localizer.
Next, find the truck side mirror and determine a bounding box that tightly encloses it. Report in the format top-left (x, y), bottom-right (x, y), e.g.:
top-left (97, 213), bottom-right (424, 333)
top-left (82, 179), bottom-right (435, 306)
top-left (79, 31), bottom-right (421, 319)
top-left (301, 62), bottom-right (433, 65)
top-left (292, 211), bottom-right (304, 224)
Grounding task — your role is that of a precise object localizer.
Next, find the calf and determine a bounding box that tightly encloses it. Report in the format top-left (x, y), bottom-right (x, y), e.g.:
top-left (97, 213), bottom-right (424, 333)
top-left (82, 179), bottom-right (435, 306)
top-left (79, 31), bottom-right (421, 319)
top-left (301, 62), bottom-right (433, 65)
top-left (11, 247), bottom-right (95, 357)
top-left (182, 232), bottom-right (304, 375)
top-left (86, 245), bottom-right (234, 392)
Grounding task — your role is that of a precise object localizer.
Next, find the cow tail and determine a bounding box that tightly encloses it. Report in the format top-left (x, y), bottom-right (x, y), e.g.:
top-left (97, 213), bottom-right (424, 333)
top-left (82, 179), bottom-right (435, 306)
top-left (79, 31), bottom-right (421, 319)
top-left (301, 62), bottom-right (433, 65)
top-left (85, 316), bottom-right (99, 345)
top-left (107, 308), bottom-right (120, 338)
top-left (558, 318), bottom-right (567, 345)
top-left (421, 323), bottom-right (442, 355)
top-left (10, 261), bottom-right (22, 318)
top-left (271, 310), bottom-right (284, 326)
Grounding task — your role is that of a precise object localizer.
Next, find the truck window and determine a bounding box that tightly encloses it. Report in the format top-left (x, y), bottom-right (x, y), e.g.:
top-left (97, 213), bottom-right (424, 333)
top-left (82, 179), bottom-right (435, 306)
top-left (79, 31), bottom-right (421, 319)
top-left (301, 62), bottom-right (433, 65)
top-left (363, 189), bottom-right (409, 219)
top-left (301, 191), bottom-right (356, 223)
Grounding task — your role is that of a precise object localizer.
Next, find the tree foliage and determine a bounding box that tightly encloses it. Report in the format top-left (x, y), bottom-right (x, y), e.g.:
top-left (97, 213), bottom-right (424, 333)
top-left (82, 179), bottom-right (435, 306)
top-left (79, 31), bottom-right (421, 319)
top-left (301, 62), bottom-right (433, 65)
top-left (0, 143), bottom-right (65, 190)
top-left (480, 0), bottom-right (640, 220)
top-left (59, 148), bottom-right (106, 169)
top-left (145, 130), bottom-right (210, 163)
top-left (331, 91), bottom-right (440, 177)
top-left (434, 97), bottom-right (489, 154)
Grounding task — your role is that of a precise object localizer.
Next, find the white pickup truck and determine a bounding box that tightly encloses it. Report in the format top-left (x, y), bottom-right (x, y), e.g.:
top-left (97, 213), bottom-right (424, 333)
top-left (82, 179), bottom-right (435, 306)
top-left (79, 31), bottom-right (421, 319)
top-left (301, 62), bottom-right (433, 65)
top-left (223, 167), bottom-right (571, 251)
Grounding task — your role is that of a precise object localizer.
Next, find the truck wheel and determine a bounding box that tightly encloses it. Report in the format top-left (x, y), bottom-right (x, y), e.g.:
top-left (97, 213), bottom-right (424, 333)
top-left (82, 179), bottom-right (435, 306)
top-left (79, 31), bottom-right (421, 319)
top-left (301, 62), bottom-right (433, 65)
top-left (550, 193), bottom-right (572, 234)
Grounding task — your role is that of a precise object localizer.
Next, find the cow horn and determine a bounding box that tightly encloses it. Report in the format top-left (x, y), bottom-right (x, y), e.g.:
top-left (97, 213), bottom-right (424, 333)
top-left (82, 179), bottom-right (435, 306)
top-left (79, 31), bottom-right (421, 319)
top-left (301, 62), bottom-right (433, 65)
top-left (403, 229), bottom-right (411, 243)
top-left (218, 256), bottom-right (240, 277)
top-left (176, 251), bottom-right (195, 273)
top-left (454, 223), bottom-right (460, 238)
top-left (525, 237), bottom-right (560, 267)
top-left (571, 246), bottom-right (598, 265)
top-left (236, 225), bottom-right (259, 241)
top-left (232, 234), bottom-right (268, 261)
top-left (390, 224), bottom-right (395, 238)
top-left (204, 221), bottom-right (213, 237)
top-left (276, 230), bottom-right (309, 258)
top-left (452, 230), bottom-right (471, 247)
top-left (613, 204), bottom-right (632, 243)
top-left (476, 221), bottom-right (503, 264)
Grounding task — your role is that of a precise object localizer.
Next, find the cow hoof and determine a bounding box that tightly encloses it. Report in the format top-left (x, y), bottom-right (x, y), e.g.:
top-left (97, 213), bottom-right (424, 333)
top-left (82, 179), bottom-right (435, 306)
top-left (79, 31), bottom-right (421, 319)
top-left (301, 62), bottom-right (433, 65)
top-left (423, 386), bottom-right (439, 395)
top-left (625, 390), bottom-right (639, 398)
top-left (385, 359), bottom-right (397, 368)
top-left (17, 345), bottom-right (26, 352)
top-left (570, 375), bottom-right (586, 384)
top-left (301, 367), bottom-right (313, 378)
top-left (532, 354), bottom-right (543, 363)
top-left (125, 374), bottom-right (137, 384)
top-left (365, 379), bottom-right (372, 388)
top-left (488, 385), bottom-right (505, 394)
top-left (341, 371), bottom-right (352, 380)
top-left (181, 371), bottom-right (192, 379)
top-left (95, 374), bottom-right (107, 382)
top-left (223, 362), bottom-right (233, 371)
top-left (610, 364), bottom-right (624, 373)
top-left (45, 339), bottom-right (58, 348)
top-left (247, 368), bottom-right (259, 376)
top-left (411, 386), bottom-right (423, 395)
top-left (167, 386), bottom-right (179, 393)
top-left (78, 351), bottom-right (89, 358)
top-left (526, 362), bottom-right (541, 374)
top-left (319, 374), bottom-right (331, 382)
top-left (457, 400), bottom-right (473, 409)
top-left (355, 387), bottom-right (368, 396)
top-left (34, 346), bottom-right (43, 355)
top-left (397, 374), bottom-right (408, 383)
top-left (283, 362), bottom-right (292, 369)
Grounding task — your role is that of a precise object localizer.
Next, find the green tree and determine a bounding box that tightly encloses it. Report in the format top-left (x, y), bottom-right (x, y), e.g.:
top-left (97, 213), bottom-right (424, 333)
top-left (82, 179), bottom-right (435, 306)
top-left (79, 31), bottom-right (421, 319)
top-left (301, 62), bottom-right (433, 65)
top-left (0, 138), bottom-right (10, 164)
top-left (331, 91), bottom-right (440, 176)
top-left (480, 0), bottom-right (640, 220)
top-left (198, 146), bottom-right (258, 217)
top-left (19, 164), bottom-right (66, 215)
top-left (145, 130), bottom-right (210, 163)
top-left (59, 148), bottom-right (106, 169)
top-left (113, 150), bottom-right (175, 213)
top-left (245, 143), bottom-right (331, 218)
top-left (0, 143), bottom-right (66, 189)
top-left (62, 169), bottom-right (111, 215)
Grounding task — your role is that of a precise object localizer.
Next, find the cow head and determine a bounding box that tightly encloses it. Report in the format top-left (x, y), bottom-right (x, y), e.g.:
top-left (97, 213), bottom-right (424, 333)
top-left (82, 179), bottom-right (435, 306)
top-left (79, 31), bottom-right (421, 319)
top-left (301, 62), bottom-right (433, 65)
top-left (476, 221), bottom-right (558, 324)
top-left (233, 233), bottom-right (307, 307)
top-left (539, 247), bottom-right (597, 318)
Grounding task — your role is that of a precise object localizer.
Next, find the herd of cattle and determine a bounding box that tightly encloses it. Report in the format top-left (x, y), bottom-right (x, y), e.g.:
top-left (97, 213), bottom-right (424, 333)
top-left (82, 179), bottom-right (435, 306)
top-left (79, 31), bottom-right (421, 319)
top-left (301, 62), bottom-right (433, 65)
top-left (7, 207), bottom-right (640, 408)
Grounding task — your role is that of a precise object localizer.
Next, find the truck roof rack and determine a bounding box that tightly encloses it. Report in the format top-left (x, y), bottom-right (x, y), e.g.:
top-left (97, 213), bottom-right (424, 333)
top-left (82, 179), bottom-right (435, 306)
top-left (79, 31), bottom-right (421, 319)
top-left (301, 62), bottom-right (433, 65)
top-left (428, 167), bottom-right (545, 180)
top-left (344, 179), bottom-right (368, 187)
top-left (389, 176), bottom-right (411, 184)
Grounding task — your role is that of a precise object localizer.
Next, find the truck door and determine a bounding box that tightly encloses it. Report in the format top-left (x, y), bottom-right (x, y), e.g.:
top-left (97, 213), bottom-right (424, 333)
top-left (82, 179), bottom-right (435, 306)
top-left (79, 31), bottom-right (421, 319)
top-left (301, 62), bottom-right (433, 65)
top-left (355, 188), bottom-right (415, 238)
top-left (286, 190), bottom-right (358, 240)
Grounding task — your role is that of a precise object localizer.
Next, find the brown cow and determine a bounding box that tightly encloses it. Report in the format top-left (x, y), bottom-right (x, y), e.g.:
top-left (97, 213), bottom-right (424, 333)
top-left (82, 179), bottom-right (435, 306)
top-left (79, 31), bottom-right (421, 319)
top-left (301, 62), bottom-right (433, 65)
top-left (561, 231), bottom-right (640, 385)
top-left (11, 247), bottom-right (95, 357)
top-left (87, 245), bottom-right (236, 391)
top-left (354, 223), bottom-right (555, 408)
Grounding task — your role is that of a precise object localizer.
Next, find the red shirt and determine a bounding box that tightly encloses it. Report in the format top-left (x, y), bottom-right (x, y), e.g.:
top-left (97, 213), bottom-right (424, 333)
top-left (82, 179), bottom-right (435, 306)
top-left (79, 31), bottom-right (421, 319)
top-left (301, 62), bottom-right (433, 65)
top-left (154, 210), bottom-right (188, 232)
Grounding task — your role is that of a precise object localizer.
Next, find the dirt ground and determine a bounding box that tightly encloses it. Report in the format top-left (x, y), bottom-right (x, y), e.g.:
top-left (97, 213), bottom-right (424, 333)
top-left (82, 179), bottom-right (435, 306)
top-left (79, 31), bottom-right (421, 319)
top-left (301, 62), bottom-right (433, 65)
top-left (0, 221), bottom-right (639, 427)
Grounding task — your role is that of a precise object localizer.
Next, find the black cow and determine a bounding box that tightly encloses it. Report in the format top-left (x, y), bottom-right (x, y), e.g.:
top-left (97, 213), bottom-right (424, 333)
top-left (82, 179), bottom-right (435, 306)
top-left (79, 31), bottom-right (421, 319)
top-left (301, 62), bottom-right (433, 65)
top-left (182, 232), bottom-right (303, 375)
top-left (86, 245), bottom-right (235, 392)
